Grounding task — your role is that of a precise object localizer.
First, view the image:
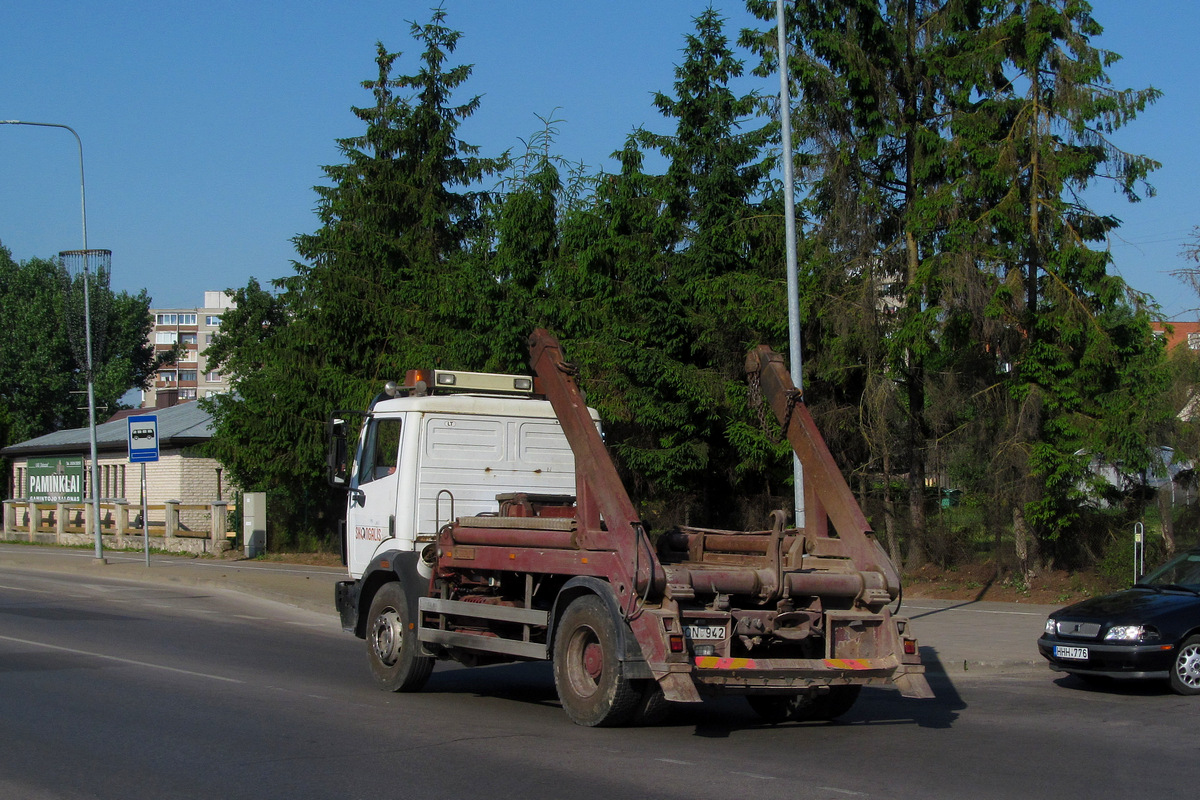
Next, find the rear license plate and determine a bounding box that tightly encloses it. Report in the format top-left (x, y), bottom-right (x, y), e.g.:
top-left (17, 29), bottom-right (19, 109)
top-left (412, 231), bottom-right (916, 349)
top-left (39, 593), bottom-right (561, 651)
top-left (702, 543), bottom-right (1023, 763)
top-left (1054, 645), bottom-right (1088, 661)
top-left (684, 625), bottom-right (725, 641)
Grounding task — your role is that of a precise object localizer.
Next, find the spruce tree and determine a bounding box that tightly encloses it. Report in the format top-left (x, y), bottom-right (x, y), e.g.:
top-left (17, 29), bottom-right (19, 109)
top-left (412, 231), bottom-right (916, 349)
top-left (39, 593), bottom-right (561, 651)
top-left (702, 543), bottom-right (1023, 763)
top-left (205, 11), bottom-right (502, 540)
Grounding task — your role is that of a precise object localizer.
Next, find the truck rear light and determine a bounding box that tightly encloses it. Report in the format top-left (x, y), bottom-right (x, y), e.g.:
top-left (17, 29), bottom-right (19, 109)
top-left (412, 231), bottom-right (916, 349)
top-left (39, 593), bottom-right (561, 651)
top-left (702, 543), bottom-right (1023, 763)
top-left (903, 638), bottom-right (918, 656)
top-left (669, 634), bottom-right (685, 653)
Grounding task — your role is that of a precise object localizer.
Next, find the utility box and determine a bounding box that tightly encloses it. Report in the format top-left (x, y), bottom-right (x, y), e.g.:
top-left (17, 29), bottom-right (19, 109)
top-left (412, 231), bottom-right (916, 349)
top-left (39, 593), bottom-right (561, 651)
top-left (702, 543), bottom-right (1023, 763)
top-left (243, 492), bottom-right (266, 558)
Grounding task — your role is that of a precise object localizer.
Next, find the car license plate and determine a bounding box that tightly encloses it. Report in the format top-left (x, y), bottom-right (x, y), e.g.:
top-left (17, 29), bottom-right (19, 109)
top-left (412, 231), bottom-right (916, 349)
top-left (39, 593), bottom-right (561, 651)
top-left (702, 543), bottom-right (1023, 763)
top-left (685, 624), bottom-right (725, 641)
top-left (1054, 645), bottom-right (1088, 661)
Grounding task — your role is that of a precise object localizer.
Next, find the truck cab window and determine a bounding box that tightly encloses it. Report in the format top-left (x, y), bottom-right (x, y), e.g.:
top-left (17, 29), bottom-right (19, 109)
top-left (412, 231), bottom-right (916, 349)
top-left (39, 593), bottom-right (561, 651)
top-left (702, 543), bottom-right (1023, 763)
top-left (359, 418), bottom-right (402, 484)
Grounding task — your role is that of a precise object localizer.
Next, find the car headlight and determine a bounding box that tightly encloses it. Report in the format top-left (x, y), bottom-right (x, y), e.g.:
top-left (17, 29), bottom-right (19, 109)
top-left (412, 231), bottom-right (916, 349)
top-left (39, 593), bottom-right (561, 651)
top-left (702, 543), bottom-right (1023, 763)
top-left (1104, 625), bottom-right (1159, 642)
top-left (1045, 618), bottom-right (1057, 635)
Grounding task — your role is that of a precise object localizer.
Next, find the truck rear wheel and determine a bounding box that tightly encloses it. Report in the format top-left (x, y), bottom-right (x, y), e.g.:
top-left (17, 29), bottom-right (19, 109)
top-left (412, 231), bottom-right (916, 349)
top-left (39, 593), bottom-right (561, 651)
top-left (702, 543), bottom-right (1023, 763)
top-left (747, 694), bottom-right (810, 724)
top-left (799, 685), bottom-right (861, 721)
top-left (553, 595), bottom-right (639, 727)
top-left (366, 582), bottom-right (433, 692)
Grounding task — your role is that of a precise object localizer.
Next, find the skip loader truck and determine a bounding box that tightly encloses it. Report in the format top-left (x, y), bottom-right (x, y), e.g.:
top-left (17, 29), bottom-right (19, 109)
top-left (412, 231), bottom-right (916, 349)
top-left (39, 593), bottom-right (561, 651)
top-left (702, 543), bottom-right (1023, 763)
top-left (329, 329), bottom-right (931, 726)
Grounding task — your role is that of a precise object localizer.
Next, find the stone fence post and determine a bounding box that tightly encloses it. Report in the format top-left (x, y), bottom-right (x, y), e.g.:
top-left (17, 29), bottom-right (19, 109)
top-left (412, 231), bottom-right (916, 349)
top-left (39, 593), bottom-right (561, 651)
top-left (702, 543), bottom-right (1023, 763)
top-left (165, 500), bottom-right (179, 539)
top-left (210, 501), bottom-right (228, 544)
top-left (114, 500), bottom-right (129, 536)
top-left (3, 499), bottom-right (17, 535)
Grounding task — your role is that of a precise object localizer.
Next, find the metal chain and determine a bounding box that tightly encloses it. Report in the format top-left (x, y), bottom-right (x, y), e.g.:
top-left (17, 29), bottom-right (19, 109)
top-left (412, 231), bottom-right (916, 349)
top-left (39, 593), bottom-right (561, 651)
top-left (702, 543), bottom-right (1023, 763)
top-left (748, 371), bottom-right (771, 436)
top-left (781, 388), bottom-right (803, 435)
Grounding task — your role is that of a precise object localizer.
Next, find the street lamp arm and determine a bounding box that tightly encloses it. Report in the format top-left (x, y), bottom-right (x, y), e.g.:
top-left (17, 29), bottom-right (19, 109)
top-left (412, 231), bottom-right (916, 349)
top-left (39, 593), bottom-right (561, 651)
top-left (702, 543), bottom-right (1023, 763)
top-left (0, 120), bottom-right (88, 252)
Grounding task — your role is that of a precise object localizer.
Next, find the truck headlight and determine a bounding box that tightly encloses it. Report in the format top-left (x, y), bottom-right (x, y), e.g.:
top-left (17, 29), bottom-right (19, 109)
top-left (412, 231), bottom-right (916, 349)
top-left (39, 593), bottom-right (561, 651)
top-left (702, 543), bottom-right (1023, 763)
top-left (1045, 618), bottom-right (1057, 635)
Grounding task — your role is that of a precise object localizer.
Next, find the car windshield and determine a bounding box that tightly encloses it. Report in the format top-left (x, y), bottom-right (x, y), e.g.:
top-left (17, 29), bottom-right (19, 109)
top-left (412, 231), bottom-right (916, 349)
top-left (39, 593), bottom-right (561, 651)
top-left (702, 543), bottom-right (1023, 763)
top-left (1139, 552), bottom-right (1200, 590)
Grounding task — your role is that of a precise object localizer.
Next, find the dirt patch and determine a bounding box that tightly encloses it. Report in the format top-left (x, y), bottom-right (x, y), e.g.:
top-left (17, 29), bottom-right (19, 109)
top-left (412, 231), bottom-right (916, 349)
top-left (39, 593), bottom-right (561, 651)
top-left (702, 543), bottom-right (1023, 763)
top-left (209, 549), bottom-right (344, 568)
top-left (902, 561), bottom-right (1124, 606)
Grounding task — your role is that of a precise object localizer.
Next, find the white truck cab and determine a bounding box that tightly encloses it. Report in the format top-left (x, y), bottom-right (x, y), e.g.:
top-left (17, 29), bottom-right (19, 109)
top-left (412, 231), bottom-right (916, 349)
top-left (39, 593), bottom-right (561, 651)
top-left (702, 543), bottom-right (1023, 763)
top-left (328, 369), bottom-right (598, 580)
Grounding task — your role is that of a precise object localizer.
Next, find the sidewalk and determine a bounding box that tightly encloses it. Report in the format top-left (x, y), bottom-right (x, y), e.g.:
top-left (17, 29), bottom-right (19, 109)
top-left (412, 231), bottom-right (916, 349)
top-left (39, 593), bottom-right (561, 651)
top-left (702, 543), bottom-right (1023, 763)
top-left (0, 542), bottom-right (343, 616)
top-left (902, 595), bottom-right (1057, 678)
top-left (0, 542), bottom-right (1058, 679)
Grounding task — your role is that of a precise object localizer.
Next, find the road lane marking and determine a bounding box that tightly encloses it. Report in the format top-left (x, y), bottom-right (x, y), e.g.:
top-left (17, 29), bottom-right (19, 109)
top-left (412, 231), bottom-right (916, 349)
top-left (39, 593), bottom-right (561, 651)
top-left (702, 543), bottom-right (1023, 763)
top-left (906, 604), bottom-right (1044, 617)
top-left (0, 584), bottom-right (51, 593)
top-left (0, 634), bottom-right (243, 684)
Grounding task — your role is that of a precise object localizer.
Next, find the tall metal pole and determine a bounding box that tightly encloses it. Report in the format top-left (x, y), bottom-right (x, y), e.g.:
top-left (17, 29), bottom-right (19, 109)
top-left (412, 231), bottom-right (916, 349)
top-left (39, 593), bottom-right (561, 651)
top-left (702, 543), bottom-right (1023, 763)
top-left (775, 2), bottom-right (805, 528)
top-left (1, 120), bottom-right (105, 561)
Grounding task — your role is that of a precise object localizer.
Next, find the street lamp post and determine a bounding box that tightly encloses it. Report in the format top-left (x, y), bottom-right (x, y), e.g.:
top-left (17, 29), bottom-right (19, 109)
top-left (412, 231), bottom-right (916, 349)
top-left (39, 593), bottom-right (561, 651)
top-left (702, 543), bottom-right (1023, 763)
top-left (1, 120), bottom-right (106, 562)
top-left (774, 2), bottom-right (805, 528)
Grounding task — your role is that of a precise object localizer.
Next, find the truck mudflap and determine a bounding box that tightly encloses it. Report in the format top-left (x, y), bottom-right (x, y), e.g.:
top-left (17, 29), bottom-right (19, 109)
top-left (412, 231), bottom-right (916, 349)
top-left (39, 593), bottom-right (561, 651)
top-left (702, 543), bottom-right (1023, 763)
top-left (335, 580), bottom-right (359, 633)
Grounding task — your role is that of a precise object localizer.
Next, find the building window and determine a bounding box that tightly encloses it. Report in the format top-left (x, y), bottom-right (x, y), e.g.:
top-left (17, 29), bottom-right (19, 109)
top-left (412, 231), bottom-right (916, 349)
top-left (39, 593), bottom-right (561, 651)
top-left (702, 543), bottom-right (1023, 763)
top-left (205, 315), bottom-right (222, 326)
top-left (178, 387), bottom-right (198, 400)
top-left (179, 370), bottom-right (198, 382)
top-left (1189, 332), bottom-right (1200, 351)
top-left (181, 313), bottom-right (197, 325)
top-left (155, 332), bottom-right (178, 345)
top-left (205, 333), bottom-right (214, 345)
top-left (180, 332), bottom-right (198, 346)
top-left (205, 370), bottom-right (221, 382)
top-left (159, 370), bottom-right (177, 384)
top-left (156, 313), bottom-right (177, 325)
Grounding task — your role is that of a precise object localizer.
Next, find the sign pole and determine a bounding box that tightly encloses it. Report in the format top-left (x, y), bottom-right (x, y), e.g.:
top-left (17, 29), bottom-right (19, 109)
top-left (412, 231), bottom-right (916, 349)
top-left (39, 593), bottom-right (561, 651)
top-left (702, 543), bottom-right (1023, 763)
top-left (127, 414), bottom-right (159, 566)
top-left (142, 462), bottom-right (149, 567)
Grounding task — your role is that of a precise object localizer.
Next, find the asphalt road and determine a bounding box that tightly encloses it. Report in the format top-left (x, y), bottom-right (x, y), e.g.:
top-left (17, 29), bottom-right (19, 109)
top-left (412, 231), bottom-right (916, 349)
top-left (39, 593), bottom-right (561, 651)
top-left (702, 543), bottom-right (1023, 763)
top-left (1, 558), bottom-right (1197, 800)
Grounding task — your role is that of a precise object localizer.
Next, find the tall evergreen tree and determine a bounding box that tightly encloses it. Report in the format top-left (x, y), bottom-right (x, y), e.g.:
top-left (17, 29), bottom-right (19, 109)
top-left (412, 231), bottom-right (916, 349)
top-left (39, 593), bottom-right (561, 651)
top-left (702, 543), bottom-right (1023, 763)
top-left (637, 8), bottom-right (787, 523)
top-left (743, 0), bottom-right (995, 566)
top-left (743, 0), bottom-right (1165, 571)
top-left (205, 11), bottom-right (502, 540)
top-left (973, 0), bottom-right (1164, 571)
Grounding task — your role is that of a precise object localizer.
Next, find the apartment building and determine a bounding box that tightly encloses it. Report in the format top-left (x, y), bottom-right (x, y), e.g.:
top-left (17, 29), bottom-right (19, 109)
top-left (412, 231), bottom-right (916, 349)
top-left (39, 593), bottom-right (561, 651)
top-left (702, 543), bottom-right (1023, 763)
top-left (1152, 320), bottom-right (1200, 353)
top-left (143, 291), bottom-right (235, 408)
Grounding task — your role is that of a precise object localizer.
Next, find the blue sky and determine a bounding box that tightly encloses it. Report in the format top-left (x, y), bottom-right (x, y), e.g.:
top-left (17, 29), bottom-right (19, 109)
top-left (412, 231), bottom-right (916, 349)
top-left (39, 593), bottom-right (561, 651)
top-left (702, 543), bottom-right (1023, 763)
top-left (2, 1), bottom-right (1197, 318)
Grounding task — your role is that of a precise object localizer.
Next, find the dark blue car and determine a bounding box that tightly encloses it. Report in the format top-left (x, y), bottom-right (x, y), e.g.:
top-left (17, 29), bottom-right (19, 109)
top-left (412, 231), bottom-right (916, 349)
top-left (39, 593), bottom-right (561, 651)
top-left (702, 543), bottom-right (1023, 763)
top-left (1038, 548), bottom-right (1200, 694)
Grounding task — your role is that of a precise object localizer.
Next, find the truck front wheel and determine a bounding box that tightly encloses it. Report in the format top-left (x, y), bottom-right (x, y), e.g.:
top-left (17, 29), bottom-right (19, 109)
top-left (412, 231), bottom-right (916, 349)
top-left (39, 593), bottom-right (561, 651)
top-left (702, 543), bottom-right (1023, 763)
top-left (366, 582), bottom-right (433, 692)
top-left (553, 595), bottom-right (639, 727)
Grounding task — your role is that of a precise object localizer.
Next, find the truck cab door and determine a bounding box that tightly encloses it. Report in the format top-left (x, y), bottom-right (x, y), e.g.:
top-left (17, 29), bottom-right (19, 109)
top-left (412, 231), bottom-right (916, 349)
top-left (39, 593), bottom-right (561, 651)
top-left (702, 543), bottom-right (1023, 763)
top-left (346, 414), bottom-right (404, 577)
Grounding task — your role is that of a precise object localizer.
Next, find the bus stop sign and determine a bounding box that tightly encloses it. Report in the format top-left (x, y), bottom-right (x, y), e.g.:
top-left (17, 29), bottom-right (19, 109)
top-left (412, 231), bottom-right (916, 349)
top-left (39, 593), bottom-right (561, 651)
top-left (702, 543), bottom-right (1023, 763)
top-left (128, 415), bottom-right (159, 463)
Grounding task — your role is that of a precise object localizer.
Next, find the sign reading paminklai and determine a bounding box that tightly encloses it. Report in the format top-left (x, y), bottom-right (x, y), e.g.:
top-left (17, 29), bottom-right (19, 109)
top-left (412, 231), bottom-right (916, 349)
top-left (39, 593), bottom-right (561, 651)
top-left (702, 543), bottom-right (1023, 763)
top-left (27, 457), bottom-right (85, 503)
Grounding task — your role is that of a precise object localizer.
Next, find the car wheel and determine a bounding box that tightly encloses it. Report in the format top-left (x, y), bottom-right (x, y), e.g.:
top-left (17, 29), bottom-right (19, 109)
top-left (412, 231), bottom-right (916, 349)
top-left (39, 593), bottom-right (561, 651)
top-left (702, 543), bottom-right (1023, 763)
top-left (1170, 635), bottom-right (1200, 696)
top-left (366, 582), bottom-right (434, 692)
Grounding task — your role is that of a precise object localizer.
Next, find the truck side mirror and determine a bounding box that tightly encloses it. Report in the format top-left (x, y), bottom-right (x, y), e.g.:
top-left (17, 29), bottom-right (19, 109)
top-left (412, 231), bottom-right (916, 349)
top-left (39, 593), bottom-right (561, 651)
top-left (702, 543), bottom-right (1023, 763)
top-left (327, 417), bottom-right (350, 488)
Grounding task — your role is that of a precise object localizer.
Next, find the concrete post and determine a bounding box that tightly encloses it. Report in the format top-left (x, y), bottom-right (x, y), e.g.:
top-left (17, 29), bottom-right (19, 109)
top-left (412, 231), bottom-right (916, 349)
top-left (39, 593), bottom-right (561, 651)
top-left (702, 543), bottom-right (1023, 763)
top-left (29, 501), bottom-right (41, 536)
top-left (83, 502), bottom-right (93, 539)
top-left (210, 501), bottom-right (228, 544)
top-left (3, 499), bottom-right (16, 535)
top-left (165, 500), bottom-right (179, 539)
top-left (114, 500), bottom-right (129, 535)
top-left (55, 503), bottom-right (66, 542)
